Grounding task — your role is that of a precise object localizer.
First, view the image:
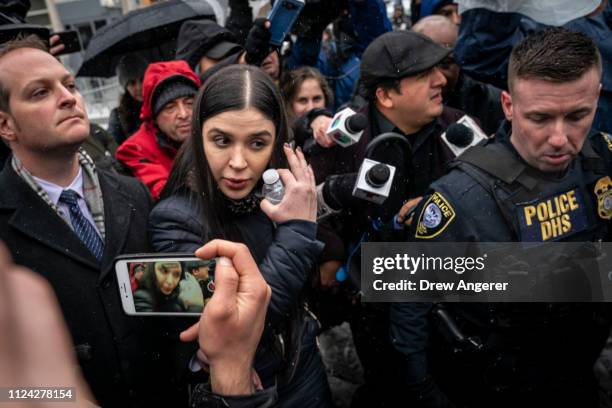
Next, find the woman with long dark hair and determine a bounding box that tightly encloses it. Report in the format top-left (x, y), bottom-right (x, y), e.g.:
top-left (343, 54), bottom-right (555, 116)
top-left (149, 65), bottom-right (331, 406)
top-left (133, 261), bottom-right (193, 313)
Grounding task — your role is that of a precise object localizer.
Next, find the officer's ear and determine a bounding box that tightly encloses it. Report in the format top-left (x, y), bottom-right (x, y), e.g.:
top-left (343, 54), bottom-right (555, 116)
top-left (375, 87), bottom-right (395, 110)
top-left (598, 82), bottom-right (602, 98)
top-left (501, 91), bottom-right (513, 121)
top-left (0, 110), bottom-right (18, 145)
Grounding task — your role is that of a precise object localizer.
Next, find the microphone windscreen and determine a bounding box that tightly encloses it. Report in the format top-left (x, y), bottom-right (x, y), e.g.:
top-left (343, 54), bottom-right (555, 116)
top-left (346, 113), bottom-right (368, 134)
top-left (365, 164), bottom-right (390, 187)
top-left (446, 123), bottom-right (473, 147)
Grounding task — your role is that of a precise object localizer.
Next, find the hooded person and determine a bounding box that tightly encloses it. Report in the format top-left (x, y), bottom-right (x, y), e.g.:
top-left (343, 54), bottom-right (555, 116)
top-left (116, 60), bottom-right (200, 200)
top-left (107, 54), bottom-right (148, 146)
top-left (175, 19), bottom-right (243, 75)
top-left (177, 18), bottom-right (285, 85)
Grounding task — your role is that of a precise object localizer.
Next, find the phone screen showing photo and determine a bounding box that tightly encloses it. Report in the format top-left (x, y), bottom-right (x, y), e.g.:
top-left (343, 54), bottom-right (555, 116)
top-left (128, 259), bottom-right (215, 314)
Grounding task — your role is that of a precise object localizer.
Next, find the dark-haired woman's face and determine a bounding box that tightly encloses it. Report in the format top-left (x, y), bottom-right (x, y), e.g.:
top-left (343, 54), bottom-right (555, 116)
top-left (155, 262), bottom-right (181, 295)
top-left (292, 78), bottom-right (325, 118)
top-left (202, 108), bottom-right (276, 200)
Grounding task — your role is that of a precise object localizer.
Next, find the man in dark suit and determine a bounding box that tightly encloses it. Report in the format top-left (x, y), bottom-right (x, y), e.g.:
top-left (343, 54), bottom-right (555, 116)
top-left (0, 36), bottom-right (174, 407)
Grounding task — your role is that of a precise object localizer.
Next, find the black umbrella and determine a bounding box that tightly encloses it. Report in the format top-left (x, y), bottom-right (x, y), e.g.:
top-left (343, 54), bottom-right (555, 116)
top-left (77, 0), bottom-right (215, 78)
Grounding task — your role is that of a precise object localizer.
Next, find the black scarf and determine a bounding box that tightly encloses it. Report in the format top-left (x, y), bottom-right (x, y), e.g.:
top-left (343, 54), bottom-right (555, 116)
top-left (222, 191), bottom-right (261, 215)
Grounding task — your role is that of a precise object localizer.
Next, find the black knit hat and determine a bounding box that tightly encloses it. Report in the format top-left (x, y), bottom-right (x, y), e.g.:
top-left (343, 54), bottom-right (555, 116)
top-left (116, 54), bottom-right (149, 89)
top-left (151, 75), bottom-right (198, 117)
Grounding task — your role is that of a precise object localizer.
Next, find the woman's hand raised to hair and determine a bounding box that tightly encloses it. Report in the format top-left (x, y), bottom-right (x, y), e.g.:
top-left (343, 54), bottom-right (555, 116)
top-left (260, 145), bottom-right (317, 223)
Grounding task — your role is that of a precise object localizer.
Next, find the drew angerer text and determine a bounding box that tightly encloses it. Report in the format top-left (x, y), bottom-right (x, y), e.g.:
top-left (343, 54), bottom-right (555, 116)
top-left (372, 279), bottom-right (508, 293)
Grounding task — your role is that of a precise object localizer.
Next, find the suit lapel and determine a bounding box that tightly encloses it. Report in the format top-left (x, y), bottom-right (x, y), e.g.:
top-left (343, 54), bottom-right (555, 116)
top-left (98, 172), bottom-right (134, 282)
top-left (1, 166), bottom-right (99, 270)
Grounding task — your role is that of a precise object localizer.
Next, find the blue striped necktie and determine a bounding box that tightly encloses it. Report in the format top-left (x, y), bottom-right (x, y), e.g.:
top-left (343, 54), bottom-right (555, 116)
top-left (59, 189), bottom-right (105, 263)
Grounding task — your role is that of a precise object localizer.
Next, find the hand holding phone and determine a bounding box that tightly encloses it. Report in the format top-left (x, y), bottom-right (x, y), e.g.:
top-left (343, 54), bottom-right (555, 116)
top-left (50, 30), bottom-right (81, 56)
top-left (180, 240), bottom-right (272, 396)
top-left (244, 18), bottom-right (272, 66)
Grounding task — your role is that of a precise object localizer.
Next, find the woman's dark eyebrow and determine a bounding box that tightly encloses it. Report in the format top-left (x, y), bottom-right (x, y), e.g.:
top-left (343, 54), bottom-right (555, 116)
top-left (208, 128), bottom-right (231, 137)
top-left (249, 131), bottom-right (273, 138)
top-left (208, 128), bottom-right (272, 138)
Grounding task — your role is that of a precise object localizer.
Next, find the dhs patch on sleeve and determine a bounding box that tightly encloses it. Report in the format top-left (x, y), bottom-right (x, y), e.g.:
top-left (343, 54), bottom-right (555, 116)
top-left (595, 176), bottom-right (612, 220)
top-left (601, 132), bottom-right (612, 151)
top-left (415, 192), bottom-right (456, 239)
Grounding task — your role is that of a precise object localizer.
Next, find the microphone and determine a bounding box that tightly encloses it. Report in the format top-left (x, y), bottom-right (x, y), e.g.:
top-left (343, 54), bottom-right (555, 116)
top-left (353, 132), bottom-right (409, 204)
top-left (441, 115), bottom-right (488, 157)
top-left (353, 159), bottom-right (397, 204)
top-left (326, 107), bottom-right (368, 147)
top-left (317, 133), bottom-right (408, 216)
top-left (446, 123), bottom-right (473, 147)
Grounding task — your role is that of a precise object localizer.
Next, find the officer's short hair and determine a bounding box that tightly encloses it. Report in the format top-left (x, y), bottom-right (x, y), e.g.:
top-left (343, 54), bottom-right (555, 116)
top-left (0, 34), bottom-right (49, 113)
top-left (362, 76), bottom-right (403, 102)
top-left (508, 27), bottom-right (602, 91)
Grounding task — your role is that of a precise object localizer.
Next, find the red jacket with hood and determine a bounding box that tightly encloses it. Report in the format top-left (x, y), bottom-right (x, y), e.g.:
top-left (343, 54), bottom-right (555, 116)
top-left (116, 60), bottom-right (200, 200)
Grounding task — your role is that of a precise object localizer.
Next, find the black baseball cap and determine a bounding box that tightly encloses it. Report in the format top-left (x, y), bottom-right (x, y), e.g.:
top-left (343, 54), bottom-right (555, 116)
top-left (361, 31), bottom-right (451, 80)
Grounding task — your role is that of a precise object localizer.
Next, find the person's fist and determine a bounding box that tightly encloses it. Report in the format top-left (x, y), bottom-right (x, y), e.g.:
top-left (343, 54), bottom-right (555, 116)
top-left (396, 196), bottom-right (423, 226)
top-left (245, 18), bottom-right (271, 66)
top-left (180, 240), bottom-right (271, 396)
top-left (311, 115), bottom-right (336, 148)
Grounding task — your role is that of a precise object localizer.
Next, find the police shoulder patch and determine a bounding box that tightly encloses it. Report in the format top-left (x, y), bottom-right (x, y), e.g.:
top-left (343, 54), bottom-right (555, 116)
top-left (595, 176), bottom-right (612, 220)
top-left (415, 191), bottom-right (456, 239)
top-left (601, 132), bottom-right (612, 152)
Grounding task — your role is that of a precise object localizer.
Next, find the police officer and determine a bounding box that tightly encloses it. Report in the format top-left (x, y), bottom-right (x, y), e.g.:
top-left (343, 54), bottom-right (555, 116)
top-left (390, 28), bottom-right (612, 408)
top-left (312, 31), bottom-right (469, 407)
top-left (316, 31), bottom-right (469, 279)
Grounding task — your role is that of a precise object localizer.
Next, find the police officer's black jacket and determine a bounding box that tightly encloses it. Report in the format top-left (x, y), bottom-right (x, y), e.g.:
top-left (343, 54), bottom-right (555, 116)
top-left (390, 121), bottom-right (612, 406)
top-left (446, 71), bottom-right (505, 136)
top-left (311, 103), bottom-right (463, 249)
top-left (410, 121), bottom-right (612, 242)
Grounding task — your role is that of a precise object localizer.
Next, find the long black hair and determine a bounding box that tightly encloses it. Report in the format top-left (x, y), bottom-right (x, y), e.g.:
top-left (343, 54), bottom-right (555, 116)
top-left (162, 65), bottom-right (290, 242)
top-left (140, 261), bottom-right (185, 306)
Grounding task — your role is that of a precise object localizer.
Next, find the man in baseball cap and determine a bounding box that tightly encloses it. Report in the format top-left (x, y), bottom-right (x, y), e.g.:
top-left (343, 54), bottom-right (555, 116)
top-left (312, 30), bottom-right (469, 406)
top-left (359, 30), bottom-right (455, 137)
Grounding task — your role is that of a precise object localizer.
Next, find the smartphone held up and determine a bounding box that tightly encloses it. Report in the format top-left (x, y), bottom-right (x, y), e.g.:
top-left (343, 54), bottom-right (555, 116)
top-left (115, 254), bottom-right (216, 316)
top-left (268, 0), bottom-right (305, 46)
